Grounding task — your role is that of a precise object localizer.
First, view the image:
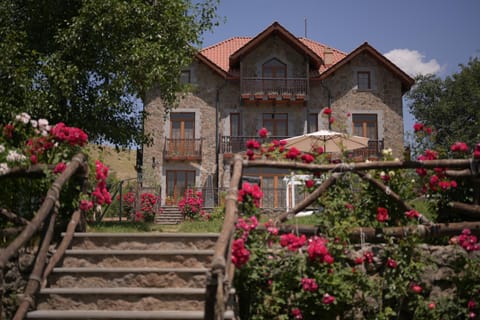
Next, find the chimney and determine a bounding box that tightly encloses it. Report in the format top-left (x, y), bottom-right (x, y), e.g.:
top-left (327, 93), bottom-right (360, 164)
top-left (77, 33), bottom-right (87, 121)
top-left (324, 49), bottom-right (334, 66)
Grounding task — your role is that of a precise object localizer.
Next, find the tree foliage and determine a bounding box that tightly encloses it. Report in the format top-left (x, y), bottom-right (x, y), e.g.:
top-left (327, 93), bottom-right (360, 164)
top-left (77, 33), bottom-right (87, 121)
top-left (407, 58), bottom-right (480, 153)
top-left (0, 0), bottom-right (220, 147)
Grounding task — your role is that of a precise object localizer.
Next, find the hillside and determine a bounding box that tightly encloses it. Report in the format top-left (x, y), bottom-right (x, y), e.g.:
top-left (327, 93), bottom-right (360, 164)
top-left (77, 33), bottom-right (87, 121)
top-left (87, 145), bottom-right (137, 181)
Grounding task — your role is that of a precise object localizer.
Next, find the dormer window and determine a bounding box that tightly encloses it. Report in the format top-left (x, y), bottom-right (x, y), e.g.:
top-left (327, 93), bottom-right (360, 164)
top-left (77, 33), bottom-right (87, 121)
top-left (357, 71), bottom-right (371, 90)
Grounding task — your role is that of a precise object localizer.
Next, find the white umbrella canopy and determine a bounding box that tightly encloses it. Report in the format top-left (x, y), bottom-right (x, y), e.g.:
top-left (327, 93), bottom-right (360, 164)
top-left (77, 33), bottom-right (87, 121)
top-left (283, 129), bottom-right (369, 154)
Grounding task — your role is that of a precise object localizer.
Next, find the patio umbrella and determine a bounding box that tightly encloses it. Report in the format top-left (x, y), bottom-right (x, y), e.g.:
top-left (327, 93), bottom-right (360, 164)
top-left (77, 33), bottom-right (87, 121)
top-left (283, 129), bottom-right (369, 154)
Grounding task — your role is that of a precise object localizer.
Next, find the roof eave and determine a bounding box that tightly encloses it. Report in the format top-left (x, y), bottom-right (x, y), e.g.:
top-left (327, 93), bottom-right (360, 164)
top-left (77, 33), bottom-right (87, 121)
top-left (195, 53), bottom-right (229, 79)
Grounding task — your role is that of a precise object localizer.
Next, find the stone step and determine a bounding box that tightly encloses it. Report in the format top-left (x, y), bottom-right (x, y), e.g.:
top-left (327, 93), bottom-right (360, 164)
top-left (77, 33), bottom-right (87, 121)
top-left (36, 288), bottom-right (208, 312)
top-left (62, 249), bottom-right (214, 268)
top-left (27, 232), bottom-right (237, 319)
top-left (48, 267), bottom-right (209, 288)
top-left (27, 310), bottom-right (235, 319)
top-left (68, 233), bottom-right (219, 250)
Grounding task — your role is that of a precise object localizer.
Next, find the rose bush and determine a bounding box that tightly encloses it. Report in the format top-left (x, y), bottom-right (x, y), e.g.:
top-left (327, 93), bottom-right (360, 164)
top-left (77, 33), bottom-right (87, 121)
top-left (0, 112), bottom-right (111, 225)
top-left (232, 123), bottom-right (480, 319)
top-left (178, 189), bottom-right (207, 220)
top-left (119, 191), bottom-right (159, 222)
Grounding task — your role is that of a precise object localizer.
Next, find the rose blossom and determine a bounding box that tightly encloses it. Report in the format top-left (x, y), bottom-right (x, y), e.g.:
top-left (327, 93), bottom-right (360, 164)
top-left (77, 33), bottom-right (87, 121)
top-left (376, 207), bottom-right (389, 222)
top-left (258, 128), bottom-right (268, 138)
top-left (322, 293), bottom-right (335, 304)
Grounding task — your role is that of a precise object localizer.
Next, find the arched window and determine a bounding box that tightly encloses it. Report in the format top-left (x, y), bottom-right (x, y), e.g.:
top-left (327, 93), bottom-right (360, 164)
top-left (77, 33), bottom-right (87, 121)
top-left (262, 58), bottom-right (286, 78)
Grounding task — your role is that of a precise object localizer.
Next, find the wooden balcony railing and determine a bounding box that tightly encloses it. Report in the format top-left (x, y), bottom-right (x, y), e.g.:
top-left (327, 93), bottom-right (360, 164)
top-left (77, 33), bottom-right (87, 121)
top-left (241, 77), bottom-right (308, 100)
top-left (350, 139), bottom-right (385, 160)
top-left (163, 138), bottom-right (202, 161)
top-left (221, 136), bottom-right (289, 154)
top-left (221, 135), bottom-right (384, 160)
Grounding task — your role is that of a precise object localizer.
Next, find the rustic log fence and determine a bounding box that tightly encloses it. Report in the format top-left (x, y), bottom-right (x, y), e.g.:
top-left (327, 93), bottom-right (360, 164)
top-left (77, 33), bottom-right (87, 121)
top-left (205, 156), bottom-right (480, 319)
top-left (0, 153), bottom-right (89, 320)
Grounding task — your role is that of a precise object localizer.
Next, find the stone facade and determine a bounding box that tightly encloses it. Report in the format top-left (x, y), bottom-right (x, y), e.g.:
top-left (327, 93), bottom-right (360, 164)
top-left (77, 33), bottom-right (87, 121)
top-left (143, 23), bottom-right (413, 206)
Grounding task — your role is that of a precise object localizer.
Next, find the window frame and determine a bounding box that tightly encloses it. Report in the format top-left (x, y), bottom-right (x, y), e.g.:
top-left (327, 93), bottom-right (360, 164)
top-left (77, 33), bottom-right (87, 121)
top-left (230, 113), bottom-right (241, 137)
top-left (180, 70), bottom-right (191, 84)
top-left (357, 71), bottom-right (371, 90)
top-left (307, 113), bottom-right (318, 133)
top-left (262, 113), bottom-right (288, 137)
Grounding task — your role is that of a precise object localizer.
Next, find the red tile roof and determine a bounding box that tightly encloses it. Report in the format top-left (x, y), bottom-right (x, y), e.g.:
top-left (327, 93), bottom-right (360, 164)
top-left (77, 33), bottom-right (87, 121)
top-left (196, 22), bottom-right (413, 92)
top-left (198, 35), bottom-right (347, 75)
top-left (200, 37), bottom-right (251, 74)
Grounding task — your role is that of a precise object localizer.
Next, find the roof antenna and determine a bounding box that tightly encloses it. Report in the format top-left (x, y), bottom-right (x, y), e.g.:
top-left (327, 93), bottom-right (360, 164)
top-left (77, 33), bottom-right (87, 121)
top-left (304, 17), bottom-right (307, 38)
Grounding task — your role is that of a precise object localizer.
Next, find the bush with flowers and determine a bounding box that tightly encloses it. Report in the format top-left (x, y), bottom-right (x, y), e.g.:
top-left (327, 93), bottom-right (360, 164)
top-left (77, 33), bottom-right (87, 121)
top-left (178, 189), bottom-right (207, 220)
top-left (232, 124), bottom-right (480, 319)
top-left (118, 191), bottom-right (159, 222)
top-left (0, 112), bottom-right (112, 227)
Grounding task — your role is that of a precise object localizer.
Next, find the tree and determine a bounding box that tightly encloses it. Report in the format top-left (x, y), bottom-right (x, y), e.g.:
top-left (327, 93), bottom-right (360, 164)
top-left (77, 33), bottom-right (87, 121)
top-left (407, 58), bottom-right (480, 154)
top-left (0, 0), bottom-right (220, 147)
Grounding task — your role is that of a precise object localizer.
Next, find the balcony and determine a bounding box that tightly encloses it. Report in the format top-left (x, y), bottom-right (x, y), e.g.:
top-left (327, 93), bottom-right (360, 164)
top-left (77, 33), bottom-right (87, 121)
top-left (240, 77), bottom-right (308, 101)
top-left (350, 140), bottom-right (385, 161)
top-left (221, 136), bottom-right (289, 154)
top-left (221, 135), bottom-right (384, 161)
top-left (163, 138), bottom-right (202, 161)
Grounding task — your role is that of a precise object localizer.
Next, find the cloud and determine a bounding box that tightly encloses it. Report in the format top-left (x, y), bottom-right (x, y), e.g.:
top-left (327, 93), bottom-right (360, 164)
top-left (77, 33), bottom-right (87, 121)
top-left (384, 49), bottom-right (442, 77)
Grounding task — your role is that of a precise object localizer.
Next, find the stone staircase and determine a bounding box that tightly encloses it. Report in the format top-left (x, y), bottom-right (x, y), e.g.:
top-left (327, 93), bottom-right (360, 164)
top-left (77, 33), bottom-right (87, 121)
top-left (27, 232), bottom-right (236, 320)
top-left (156, 207), bottom-right (184, 225)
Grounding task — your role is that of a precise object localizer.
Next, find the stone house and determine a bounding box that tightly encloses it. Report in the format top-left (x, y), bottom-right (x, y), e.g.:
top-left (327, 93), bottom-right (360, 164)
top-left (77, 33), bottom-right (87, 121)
top-left (143, 22), bottom-right (414, 208)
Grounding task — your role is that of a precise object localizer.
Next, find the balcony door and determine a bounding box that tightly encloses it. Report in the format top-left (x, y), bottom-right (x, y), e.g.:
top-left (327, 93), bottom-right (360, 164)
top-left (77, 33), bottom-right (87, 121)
top-left (170, 112), bottom-right (195, 156)
top-left (352, 113), bottom-right (378, 140)
top-left (166, 170), bottom-right (195, 204)
top-left (262, 58), bottom-right (286, 93)
top-left (263, 113), bottom-right (288, 137)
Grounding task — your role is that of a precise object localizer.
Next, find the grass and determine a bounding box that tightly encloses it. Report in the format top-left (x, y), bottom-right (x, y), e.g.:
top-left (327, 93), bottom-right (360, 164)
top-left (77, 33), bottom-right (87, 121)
top-left (87, 221), bottom-right (165, 233)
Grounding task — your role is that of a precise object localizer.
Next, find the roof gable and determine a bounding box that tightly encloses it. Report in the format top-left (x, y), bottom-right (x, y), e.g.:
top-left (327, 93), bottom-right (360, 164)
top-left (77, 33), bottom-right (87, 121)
top-left (228, 22), bottom-right (323, 69)
top-left (318, 42), bottom-right (415, 93)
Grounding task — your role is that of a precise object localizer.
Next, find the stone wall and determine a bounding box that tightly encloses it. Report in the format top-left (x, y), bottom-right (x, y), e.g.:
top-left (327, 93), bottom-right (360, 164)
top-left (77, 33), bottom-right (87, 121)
top-left (2, 247), bottom-right (36, 320)
top-left (323, 51), bottom-right (405, 158)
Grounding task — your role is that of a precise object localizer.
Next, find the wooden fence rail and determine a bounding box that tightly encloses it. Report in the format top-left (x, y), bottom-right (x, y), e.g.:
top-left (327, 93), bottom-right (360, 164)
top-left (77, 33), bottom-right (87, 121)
top-left (206, 156), bottom-right (480, 318)
top-left (0, 153), bottom-right (88, 320)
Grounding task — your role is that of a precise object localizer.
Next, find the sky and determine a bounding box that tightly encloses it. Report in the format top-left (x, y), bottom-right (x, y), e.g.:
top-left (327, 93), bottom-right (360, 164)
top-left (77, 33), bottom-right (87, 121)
top-left (200, 0), bottom-right (480, 136)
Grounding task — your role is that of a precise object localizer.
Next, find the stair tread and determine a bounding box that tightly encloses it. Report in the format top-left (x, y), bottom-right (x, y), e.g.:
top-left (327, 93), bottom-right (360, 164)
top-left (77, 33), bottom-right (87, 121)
top-left (65, 232), bottom-right (219, 238)
top-left (40, 287), bottom-right (206, 294)
top-left (27, 310), bottom-right (235, 319)
top-left (65, 249), bottom-right (214, 255)
top-left (52, 267), bottom-right (209, 273)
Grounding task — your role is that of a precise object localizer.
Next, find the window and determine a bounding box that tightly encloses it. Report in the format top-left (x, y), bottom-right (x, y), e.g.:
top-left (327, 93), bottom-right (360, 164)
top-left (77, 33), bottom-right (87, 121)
top-left (307, 113), bottom-right (318, 133)
top-left (180, 70), bottom-right (191, 84)
top-left (357, 71), bottom-right (371, 90)
top-left (263, 113), bottom-right (288, 137)
top-left (230, 113), bottom-right (241, 137)
top-left (352, 113), bottom-right (378, 140)
top-left (166, 170), bottom-right (195, 203)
